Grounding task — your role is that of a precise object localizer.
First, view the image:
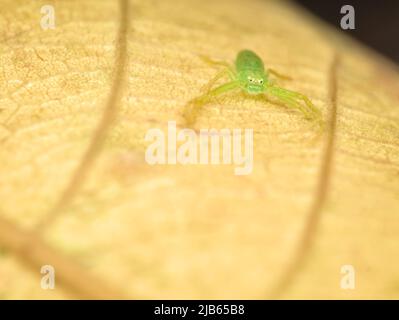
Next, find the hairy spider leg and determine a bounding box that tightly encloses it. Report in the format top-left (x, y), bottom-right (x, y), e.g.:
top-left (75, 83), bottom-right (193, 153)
top-left (199, 55), bottom-right (236, 76)
top-left (193, 80), bottom-right (240, 105)
top-left (198, 55), bottom-right (236, 90)
top-left (200, 67), bottom-right (235, 94)
top-left (267, 68), bottom-right (292, 81)
top-left (184, 80), bottom-right (241, 126)
top-left (183, 55), bottom-right (238, 126)
top-left (268, 86), bottom-right (321, 119)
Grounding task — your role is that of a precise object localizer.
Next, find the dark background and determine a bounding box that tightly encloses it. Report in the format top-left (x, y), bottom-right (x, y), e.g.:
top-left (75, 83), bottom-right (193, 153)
top-left (294, 0), bottom-right (399, 63)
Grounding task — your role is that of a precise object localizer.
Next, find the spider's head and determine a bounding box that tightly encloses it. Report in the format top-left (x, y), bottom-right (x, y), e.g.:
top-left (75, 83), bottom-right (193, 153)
top-left (241, 71), bottom-right (267, 95)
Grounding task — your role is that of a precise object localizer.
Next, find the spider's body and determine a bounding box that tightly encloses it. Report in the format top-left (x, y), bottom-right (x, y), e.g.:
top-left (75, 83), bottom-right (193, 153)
top-left (236, 50), bottom-right (267, 95)
top-left (185, 49), bottom-right (323, 128)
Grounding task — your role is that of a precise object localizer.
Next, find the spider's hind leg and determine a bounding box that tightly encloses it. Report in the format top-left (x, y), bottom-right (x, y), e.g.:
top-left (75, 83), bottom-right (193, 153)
top-left (267, 68), bottom-right (292, 81)
top-left (199, 54), bottom-right (232, 68)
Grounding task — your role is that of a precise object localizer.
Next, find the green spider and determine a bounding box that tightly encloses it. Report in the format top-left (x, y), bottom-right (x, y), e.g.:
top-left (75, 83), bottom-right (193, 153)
top-left (184, 49), bottom-right (323, 129)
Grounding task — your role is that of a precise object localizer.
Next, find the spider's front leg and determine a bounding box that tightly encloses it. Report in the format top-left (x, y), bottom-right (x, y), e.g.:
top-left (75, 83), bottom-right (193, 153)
top-left (198, 55), bottom-right (236, 90)
top-left (199, 67), bottom-right (234, 94)
top-left (267, 85), bottom-right (324, 129)
top-left (184, 80), bottom-right (240, 127)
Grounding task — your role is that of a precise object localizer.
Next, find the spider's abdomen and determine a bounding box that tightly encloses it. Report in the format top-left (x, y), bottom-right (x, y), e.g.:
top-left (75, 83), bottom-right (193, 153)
top-left (235, 50), bottom-right (265, 73)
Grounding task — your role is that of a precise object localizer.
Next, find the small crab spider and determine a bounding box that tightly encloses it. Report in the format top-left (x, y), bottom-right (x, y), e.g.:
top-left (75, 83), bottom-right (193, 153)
top-left (184, 49), bottom-right (323, 129)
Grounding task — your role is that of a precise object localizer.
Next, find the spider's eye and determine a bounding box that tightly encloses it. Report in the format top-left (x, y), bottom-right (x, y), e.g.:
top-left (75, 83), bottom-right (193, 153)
top-left (259, 79), bottom-right (264, 84)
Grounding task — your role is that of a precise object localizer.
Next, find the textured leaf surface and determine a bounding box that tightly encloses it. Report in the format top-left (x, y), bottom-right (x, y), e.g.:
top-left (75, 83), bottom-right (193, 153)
top-left (0, 0), bottom-right (398, 299)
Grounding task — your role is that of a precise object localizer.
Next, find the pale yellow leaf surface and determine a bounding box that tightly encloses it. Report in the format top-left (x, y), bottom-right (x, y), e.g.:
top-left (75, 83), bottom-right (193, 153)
top-left (0, 0), bottom-right (399, 299)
